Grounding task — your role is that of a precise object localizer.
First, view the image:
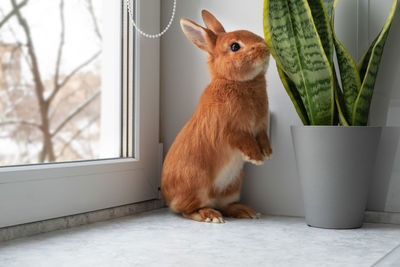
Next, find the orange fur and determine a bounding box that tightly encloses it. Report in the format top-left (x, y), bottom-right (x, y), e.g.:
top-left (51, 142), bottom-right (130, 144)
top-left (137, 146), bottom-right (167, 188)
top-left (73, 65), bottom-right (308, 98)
top-left (161, 10), bottom-right (271, 223)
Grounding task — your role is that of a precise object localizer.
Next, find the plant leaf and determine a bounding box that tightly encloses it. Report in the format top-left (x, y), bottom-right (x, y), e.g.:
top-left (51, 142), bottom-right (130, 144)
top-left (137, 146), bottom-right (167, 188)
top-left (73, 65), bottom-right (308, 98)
top-left (357, 34), bottom-right (379, 82)
top-left (333, 69), bottom-right (349, 126)
top-left (277, 64), bottom-right (310, 125)
top-left (264, 0), bottom-right (335, 125)
top-left (335, 88), bottom-right (349, 126)
top-left (330, 1), bottom-right (361, 123)
top-left (352, 0), bottom-right (397, 126)
top-left (322, 0), bottom-right (335, 20)
top-left (307, 0), bottom-right (334, 65)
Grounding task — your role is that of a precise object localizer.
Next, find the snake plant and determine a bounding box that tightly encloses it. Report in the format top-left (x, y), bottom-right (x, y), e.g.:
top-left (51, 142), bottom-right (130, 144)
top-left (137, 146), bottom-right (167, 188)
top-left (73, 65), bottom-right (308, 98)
top-left (263, 0), bottom-right (397, 125)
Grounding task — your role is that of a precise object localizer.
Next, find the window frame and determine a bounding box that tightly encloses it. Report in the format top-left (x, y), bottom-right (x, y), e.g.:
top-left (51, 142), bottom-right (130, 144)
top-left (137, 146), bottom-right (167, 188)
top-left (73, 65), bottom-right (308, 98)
top-left (0, 0), bottom-right (161, 228)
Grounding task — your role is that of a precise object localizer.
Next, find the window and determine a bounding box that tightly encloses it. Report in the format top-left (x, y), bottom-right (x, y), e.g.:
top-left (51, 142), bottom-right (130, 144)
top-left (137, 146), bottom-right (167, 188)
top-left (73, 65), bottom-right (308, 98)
top-left (0, 0), bottom-right (161, 227)
top-left (0, 0), bottom-right (119, 165)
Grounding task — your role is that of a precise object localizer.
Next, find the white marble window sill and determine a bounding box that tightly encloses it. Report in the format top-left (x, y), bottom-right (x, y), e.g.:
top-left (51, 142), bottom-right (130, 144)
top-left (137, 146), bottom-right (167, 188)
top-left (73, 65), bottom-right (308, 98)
top-left (1, 208), bottom-right (400, 267)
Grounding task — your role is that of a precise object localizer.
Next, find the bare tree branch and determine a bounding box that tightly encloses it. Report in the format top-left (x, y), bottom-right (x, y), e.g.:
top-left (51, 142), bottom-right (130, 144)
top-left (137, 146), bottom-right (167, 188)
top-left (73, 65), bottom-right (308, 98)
top-left (57, 114), bottom-right (99, 158)
top-left (85, 0), bottom-right (102, 40)
top-left (48, 86), bottom-right (81, 120)
top-left (0, 8), bottom-right (31, 68)
top-left (0, 120), bottom-right (41, 129)
top-left (5, 0), bottom-right (102, 163)
top-left (58, 51), bottom-right (101, 89)
top-left (0, 7), bottom-right (31, 70)
top-left (53, 0), bottom-right (65, 94)
top-left (11, 0), bottom-right (46, 112)
top-left (56, 135), bottom-right (83, 159)
top-left (47, 50), bottom-right (101, 103)
top-left (51, 90), bottom-right (100, 137)
top-left (0, 0), bottom-right (28, 29)
top-left (11, 0), bottom-right (55, 162)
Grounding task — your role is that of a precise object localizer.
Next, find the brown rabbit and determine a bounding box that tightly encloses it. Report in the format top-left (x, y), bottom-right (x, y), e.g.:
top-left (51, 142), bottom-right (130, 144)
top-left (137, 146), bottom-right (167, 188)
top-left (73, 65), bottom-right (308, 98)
top-left (161, 10), bottom-right (272, 223)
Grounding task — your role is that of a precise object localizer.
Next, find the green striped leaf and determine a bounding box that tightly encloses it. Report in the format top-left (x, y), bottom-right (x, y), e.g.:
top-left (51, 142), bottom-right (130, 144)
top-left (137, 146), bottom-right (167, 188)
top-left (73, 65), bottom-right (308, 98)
top-left (352, 0), bottom-right (397, 126)
top-left (264, 0), bottom-right (335, 125)
top-left (330, 1), bottom-right (361, 123)
top-left (335, 87), bottom-right (349, 126)
top-left (358, 34), bottom-right (379, 82)
top-left (333, 38), bottom-right (361, 123)
top-left (277, 64), bottom-right (310, 125)
top-left (333, 69), bottom-right (349, 126)
top-left (307, 0), bottom-right (334, 65)
top-left (322, 0), bottom-right (335, 20)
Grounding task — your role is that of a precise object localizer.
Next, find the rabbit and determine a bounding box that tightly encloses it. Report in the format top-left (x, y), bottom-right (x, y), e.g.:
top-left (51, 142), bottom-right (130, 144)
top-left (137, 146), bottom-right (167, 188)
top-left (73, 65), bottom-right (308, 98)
top-left (161, 10), bottom-right (272, 223)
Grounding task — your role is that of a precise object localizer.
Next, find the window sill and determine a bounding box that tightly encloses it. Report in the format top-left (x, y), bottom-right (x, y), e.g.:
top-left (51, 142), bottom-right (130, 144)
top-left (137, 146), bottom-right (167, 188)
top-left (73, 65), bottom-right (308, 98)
top-left (1, 208), bottom-right (400, 266)
top-left (0, 199), bottom-right (164, 242)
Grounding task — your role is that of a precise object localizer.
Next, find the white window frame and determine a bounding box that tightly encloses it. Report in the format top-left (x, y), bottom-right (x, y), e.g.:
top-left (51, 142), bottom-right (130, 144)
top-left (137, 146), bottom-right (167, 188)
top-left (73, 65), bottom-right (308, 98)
top-left (0, 0), bottom-right (161, 228)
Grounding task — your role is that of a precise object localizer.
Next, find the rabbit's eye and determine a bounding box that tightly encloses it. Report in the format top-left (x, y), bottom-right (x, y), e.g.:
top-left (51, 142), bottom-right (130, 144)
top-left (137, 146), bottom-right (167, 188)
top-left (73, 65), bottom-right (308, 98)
top-left (231, 42), bottom-right (241, 52)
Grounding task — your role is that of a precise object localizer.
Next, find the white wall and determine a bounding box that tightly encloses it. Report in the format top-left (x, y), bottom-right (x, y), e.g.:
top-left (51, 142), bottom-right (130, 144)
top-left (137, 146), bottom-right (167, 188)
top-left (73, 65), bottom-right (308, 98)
top-left (160, 0), bottom-right (400, 216)
top-left (366, 0), bottom-right (400, 212)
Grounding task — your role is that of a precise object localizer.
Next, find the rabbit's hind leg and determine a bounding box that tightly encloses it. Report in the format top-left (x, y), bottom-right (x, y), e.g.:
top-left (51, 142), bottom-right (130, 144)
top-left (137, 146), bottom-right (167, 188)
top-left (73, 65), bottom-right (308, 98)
top-left (183, 208), bottom-right (225, 223)
top-left (221, 203), bottom-right (260, 219)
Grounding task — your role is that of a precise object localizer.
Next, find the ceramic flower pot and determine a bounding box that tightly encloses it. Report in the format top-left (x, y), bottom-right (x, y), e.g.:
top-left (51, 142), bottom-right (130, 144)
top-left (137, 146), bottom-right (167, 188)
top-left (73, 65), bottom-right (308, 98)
top-left (291, 126), bottom-right (382, 229)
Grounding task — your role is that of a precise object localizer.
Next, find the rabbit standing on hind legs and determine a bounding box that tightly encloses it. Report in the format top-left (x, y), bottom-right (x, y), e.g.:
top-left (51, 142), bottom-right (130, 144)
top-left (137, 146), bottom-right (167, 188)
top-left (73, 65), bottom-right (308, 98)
top-left (161, 10), bottom-right (272, 223)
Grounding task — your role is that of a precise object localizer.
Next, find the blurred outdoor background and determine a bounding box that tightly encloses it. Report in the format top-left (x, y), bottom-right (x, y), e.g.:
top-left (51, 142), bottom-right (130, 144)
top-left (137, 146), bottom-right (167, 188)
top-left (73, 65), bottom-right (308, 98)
top-left (0, 0), bottom-right (104, 166)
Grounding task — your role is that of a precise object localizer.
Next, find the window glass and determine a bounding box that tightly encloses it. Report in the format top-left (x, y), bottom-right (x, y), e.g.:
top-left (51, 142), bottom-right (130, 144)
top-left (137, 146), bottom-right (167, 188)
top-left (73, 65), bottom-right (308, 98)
top-left (0, 0), bottom-right (121, 166)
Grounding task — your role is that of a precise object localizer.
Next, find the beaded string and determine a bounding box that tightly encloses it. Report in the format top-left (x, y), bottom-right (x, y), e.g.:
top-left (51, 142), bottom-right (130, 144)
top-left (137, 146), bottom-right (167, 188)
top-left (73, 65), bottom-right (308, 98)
top-left (126, 0), bottom-right (177, 38)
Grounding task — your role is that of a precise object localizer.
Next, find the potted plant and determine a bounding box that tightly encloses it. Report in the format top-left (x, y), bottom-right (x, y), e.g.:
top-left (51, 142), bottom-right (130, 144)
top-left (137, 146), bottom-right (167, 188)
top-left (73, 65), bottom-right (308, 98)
top-left (263, 0), bottom-right (397, 229)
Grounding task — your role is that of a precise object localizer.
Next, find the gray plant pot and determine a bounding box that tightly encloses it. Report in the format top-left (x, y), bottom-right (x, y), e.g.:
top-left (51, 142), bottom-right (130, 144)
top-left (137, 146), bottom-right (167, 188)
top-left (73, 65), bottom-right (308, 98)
top-left (291, 126), bottom-right (382, 229)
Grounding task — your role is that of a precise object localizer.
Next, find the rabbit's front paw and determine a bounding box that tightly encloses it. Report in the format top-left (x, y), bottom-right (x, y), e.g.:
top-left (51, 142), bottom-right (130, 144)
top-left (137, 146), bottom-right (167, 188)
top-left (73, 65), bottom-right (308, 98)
top-left (256, 131), bottom-right (272, 160)
top-left (198, 208), bottom-right (225, 223)
top-left (241, 148), bottom-right (264, 165)
top-left (242, 153), bottom-right (263, 165)
top-left (183, 208), bottom-right (225, 223)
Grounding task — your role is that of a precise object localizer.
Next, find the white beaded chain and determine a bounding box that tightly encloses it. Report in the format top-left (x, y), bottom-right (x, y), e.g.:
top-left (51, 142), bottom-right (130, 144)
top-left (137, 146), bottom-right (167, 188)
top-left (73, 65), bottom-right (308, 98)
top-left (126, 0), bottom-right (177, 38)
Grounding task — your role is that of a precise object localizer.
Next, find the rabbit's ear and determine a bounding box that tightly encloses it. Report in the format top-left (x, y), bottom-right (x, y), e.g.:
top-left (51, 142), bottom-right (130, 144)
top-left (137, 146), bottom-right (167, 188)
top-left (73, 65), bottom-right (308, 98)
top-left (202, 10), bottom-right (225, 34)
top-left (180, 18), bottom-right (216, 53)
